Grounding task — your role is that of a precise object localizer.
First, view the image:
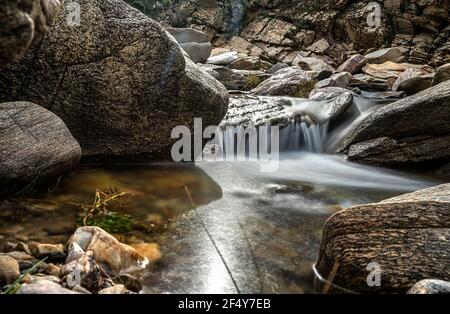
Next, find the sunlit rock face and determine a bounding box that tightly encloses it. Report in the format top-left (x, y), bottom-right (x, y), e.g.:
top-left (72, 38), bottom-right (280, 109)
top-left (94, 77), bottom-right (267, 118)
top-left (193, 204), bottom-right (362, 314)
top-left (0, 0), bottom-right (229, 162)
top-left (148, 0), bottom-right (450, 67)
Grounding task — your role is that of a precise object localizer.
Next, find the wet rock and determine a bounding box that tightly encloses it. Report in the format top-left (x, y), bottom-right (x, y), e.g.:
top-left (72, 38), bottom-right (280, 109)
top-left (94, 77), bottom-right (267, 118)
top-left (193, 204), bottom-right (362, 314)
top-left (221, 95), bottom-right (294, 128)
top-left (0, 102), bottom-right (81, 196)
top-left (61, 252), bottom-right (103, 292)
top-left (207, 51), bottom-right (239, 65)
top-left (408, 279), bottom-right (450, 294)
top-left (365, 47), bottom-right (409, 64)
top-left (28, 243), bottom-right (66, 263)
top-left (307, 87), bottom-right (354, 124)
top-left (0, 255), bottom-right (20, 285)
top-left (316, 184), bottom-right (450, 293)
top-left (393, 68), bottom-right (434, 95)
top-left (432, 63), bottom-right (450, 86)
top-left (315, 72), bottom-right (352, 89)
top-left (129, 243), bottom-right (162, 263)
top-left (0, 0), bottom-right (63, 66)
top-left (18, 280), bottom-right (80, 294)
top-left (252, 67), bottom-right (314, 96)
top-left (98, 284), bottom-right (133, 294)
top-left (43, 263), bottom-right (61, 277)
top-left (67, 226), bottom-right (148, 276)
top-left (337, 54), bottom-right (367, 74)
top-left (309, 87), bottom-right (357, 101)
top-left (341, 80), bottom-right (450, 165)
top-left (0, 0), bottom-right (228, 163)
top-left (113, 274), bottom-right (142, 292)
top-left (166, 28), bottom-right (212, 63)
top-left (347, 135), bottom-right (450, 166)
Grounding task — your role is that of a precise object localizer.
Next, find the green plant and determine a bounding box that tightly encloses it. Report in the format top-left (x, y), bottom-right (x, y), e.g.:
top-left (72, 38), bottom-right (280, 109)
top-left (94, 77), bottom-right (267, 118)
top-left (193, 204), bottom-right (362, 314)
top-left (78, 189), bottom-right (135, 234)
top-left (293, 80), bottom-right (317, 98)
top-left (244, 75), bottom-right (263, 90)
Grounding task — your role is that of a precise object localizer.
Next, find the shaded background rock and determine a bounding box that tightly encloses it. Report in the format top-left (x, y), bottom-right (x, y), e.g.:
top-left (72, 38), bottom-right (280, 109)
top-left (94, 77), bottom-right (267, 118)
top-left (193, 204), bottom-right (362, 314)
top-left (0, 0), bottom-right (228, 163)
top-left (141, 0), bottom-right (450, 67)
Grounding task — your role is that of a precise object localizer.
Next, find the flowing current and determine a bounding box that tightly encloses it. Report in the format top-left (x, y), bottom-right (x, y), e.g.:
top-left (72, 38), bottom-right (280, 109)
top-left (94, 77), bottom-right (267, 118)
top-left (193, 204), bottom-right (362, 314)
top-left (0, 94), bottom-right (440, 294)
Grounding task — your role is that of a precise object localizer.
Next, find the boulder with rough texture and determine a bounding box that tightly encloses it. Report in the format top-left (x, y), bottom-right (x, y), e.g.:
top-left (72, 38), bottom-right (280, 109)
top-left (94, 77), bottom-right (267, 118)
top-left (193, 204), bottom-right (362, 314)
top-left (315, 72), bottom-right (352, 89)
top-left (166, 27), bottom-right (212, 63)
top-left (0, 102), bottom-right (81, 196)
top-left (365, 47), bottom-right (409, 64)
top-left (316, 184), bottom-right (450, 293)
top-left (252, 67), bottom-right (314, 96)
top-left (408, 279), bottom-right (450, 294)
top-left (341, 80), bottom-right (450, 166)
top-left (220, 95), bottom-right (294, 128)
top-left (67, 226), bottom-right (148, 276)
top-left (0, 0), bottom-right (228, 163)
top-left (432, 63), bottom-right (450, 86)
top-left (337, 54), bottom-right (367, 74)
top-left (392, 68), bottom-right (434, 95)
top-left (18, 280), bottom-right (81, 294)
top-left (293, 56), bottom-right (335, 73)
top-left (0, 255), bottom-right (20, 285)
top-left (207, 51), bottom-right (239, 65)
top-left (0, 0), bottom-right (63, 66)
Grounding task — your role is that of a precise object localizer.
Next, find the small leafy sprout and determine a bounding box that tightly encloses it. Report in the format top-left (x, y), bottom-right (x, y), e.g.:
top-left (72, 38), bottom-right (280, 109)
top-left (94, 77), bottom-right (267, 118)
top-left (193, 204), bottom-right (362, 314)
top-left (79, 189), bottom-right (135, 234)
top-left (293, 80), bottom-right (317, 98)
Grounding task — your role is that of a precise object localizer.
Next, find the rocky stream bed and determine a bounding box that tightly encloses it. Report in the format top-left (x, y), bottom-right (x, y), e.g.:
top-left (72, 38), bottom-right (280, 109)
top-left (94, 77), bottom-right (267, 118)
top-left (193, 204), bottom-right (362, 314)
top-left (0, 0), bottom-right (449, 294)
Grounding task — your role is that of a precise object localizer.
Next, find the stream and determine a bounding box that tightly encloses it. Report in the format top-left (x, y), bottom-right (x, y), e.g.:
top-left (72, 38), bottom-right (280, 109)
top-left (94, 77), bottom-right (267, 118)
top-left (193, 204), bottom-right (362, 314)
top-left (0, 94), bottom-right (442, 294)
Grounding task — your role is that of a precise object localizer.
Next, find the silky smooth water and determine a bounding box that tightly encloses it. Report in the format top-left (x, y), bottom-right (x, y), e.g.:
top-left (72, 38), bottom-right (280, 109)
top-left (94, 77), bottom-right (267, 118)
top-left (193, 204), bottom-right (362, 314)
top-left (0, 152), bottom-right (437, 294)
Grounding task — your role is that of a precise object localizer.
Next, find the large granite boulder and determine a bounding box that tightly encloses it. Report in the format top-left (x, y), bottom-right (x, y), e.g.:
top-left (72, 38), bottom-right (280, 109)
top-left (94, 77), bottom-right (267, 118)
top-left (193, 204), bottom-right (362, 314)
top-left (0, 0), bottom-right (63, 66)
top-left (0, 102), bottom-right (81, 196)
top-left (340, 80), bottom-right (450, 166)
top-left (0, 0), bottom-right (228, 163)
top-left (316, 184), bottom-right (450, 293)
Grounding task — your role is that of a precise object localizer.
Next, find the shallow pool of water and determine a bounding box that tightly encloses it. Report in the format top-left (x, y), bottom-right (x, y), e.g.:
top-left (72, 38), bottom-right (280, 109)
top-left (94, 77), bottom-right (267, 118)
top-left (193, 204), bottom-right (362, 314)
top-left (0, 153), bottom-right (440, 293)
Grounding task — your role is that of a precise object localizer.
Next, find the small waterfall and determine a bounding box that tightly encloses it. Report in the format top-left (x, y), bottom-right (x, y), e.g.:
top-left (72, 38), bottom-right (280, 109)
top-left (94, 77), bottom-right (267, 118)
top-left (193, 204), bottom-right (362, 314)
top-left (280, 121), bottom-right (328, 153)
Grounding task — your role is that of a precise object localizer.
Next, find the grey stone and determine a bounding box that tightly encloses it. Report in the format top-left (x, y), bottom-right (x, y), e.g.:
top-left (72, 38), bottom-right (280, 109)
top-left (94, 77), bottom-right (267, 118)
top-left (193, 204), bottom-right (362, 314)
top-left (252, 67), bottom-right (314, 96)
top-left (365, 47), bottom-right (409, 64)
top-left (0, 255), bottom-right (20, 285)
top-left (408, 279), bottom-right (450, 294)
top-left (207, 51), bottom-right (239, 65)
top-left (18, 280), bottom-right (80, 294)
top-left (316, 184), bottom-right (450, 293)
top-left (432, 63), bottom-right (450, 86)
top-left (0, 102), bottom-right (81, 196)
